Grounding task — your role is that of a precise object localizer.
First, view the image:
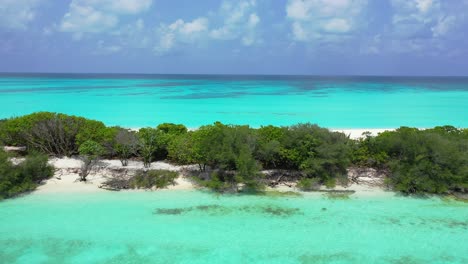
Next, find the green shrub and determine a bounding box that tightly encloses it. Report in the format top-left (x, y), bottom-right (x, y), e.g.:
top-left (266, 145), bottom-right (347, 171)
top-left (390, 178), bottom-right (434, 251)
top-left (198, 171), bottom-right (237, 192)
top-left (0, 112), bottom-right (113, 156)
top-left (113, 128), bottom-right (138, 166)
top-left (78, 140), bottom-right (104, 181)
top-left (0, 150), bottom-right (54, 199)
top-left (365, 127), bottom-right (468, 194)
top-left (296, 178), bottom-right (320, 191)
top-left (129, 170), bottom-right (178, 189)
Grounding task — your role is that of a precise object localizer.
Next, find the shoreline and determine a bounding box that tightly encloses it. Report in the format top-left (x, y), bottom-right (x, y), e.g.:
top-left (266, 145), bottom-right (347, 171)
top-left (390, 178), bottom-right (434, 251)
top-left (30, 157), bottom-right (392, 198)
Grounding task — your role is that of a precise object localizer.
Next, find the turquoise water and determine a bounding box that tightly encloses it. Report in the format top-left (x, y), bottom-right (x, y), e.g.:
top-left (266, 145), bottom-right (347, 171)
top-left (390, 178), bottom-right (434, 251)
top-left (0, 190), bottom-right (467, 263)
top-left (1, 74), bottom-right (467, 128)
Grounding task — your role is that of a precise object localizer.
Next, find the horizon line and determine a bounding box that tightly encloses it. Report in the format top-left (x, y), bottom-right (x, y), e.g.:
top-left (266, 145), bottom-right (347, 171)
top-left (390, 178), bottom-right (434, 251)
top-left (1, 71), bottom-right (468, 78)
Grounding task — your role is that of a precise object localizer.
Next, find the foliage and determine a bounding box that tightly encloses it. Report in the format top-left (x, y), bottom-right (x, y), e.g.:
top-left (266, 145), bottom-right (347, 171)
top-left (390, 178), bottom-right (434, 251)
top-left (153, 123), bottom-right (188, 160)
top-left (296, 177), bottom-right (320, 191)
top-left (129, 170), bottom-right (178, 189)
top-left (1, 112), bottom-right (466, 195)
top-left (137, 128), bottom-right (161, 168)
top-left (113, 128), bottom-right (138, 166)
top-left (156, 123), bottom-right (188, 135)
top-left (0, 112), bottom-right (113, 156)
top-left (78, 140), bottom-right (104, 181)
top-left (167, 132), bottom-right (197, 164)
top-left (0, 150), bottom-right (54, 199)
top-left (273, 124), bottom-right (352, 184)
top-left (356, 126), bottom-right (468, 194)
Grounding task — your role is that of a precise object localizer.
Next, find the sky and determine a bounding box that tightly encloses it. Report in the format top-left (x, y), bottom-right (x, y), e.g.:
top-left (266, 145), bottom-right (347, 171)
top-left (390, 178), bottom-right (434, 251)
top-left (0, 0), bottom-right (467, 76)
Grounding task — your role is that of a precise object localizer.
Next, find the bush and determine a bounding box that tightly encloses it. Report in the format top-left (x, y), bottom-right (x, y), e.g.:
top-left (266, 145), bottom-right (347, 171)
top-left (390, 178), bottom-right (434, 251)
top-left (113, 128), bottom-right (138, 166)
top-left (296, 178), bottom-right (320, 191)
top-left (129, 170), bottom-right (178, 189)
top-left (138, 128), bottom-right (161, 168)
top-left (0, 150), bottom-right (54, 199)
top-left (364, 127), bottom-right (468, 194)
top-left (78, 140), bottom-right (104, 181)
top-left (197, 171), bottom-right (237, 193)
top-left (0, 112), bottom-right (113, 156)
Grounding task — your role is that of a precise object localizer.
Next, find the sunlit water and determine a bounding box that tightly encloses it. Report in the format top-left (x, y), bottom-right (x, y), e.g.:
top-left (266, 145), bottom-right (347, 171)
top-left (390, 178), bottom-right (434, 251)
top-left (1, 74), bottom-right (467, 128)
top-left (0, 190), bottom-right (467, 263)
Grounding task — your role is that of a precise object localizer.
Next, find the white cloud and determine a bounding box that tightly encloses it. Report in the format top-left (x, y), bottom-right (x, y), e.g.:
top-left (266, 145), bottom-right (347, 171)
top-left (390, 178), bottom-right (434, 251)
top-left (390, 0), bottom-right (467, 41)
top-left (0, 0), bottom-right (43, 30)
top-left (154, 17), bottom-right (209, 55)
top-left (292, 22), bottom-right (307, 41)
top-left (59, 0), bottom-right (152, 33)
top-left (178, 18), bottom-right (209, 34)
top-left (390, 0), bottom-right (441, 37)
top-left (415, 0), bottom-right (434, 13)
top-left (247, 13), bottom-right (260, 28)
top-left (286, 0), bottom-right (368, 42)
top-left (431, 15), bottom-right (456, 37)
top-left (210, 0), bottom-right (261, 46)
top-left (286, 0), bottom-right (310, 20)
top-left (323, 18), bottom-right (351, 33)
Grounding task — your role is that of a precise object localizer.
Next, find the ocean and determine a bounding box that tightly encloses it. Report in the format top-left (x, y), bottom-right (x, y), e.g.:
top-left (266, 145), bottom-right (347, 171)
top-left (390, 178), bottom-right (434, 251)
top-left (1, 74), bottom-right (467, 263)
top-left (0, 190), bottom-right (467, 263)
top-left (1, 74), bottom-right (467, 128)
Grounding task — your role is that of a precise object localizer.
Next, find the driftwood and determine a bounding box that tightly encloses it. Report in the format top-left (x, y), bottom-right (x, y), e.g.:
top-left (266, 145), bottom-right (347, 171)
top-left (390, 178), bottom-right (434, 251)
top-left (347, 167), bottom-right (388, 187)
top-left (3, 146), bottom-right (27, 152)
top-left (263, 170), bottom-right (303, 187)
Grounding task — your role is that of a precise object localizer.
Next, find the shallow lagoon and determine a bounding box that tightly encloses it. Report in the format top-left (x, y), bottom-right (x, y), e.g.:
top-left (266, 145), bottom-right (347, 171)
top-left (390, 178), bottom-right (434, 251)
top-left (1, 74), bottom-right (468, 128)
top-left (1, 190), bottom-right (467, 263)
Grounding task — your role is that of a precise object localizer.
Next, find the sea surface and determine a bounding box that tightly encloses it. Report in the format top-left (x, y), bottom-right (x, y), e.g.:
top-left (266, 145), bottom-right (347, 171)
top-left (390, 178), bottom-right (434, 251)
top-left (0, 190), bottom-right (467, 264)
top-left (0, 74), bottom-right (467, 128)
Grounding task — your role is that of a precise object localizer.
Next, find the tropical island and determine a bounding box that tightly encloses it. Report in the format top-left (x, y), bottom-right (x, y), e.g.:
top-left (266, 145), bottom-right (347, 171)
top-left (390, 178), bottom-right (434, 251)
top-left (1, 112), bottom-right (466, 200)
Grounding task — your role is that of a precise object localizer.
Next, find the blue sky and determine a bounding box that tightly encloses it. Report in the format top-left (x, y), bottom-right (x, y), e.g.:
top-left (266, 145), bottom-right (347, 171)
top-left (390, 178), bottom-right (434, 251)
top-left (1, 0), bottom-right (467, 75)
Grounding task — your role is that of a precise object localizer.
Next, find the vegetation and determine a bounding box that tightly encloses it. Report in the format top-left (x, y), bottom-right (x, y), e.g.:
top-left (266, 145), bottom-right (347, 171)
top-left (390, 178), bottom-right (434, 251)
top-left (353, 126), bottom-right (468, 194)
top-left (1, 112), bottom-right (467, 195)
top-left (0, 112), bottom-right (116, 157)
top-left (78, 140), bottom-right (104, 181)
top-left (129, 170), bottom-right (178, 189)
top-left (113, 128), bottom-right (138, 166)
top-left (100, 169), bottom-right (179, 190)
top-left (296, 178), bottom-right (320, 191)
top-left (137, 128), bottom-right (160, 168)
top-left (0, 150), bottom-right (54, 199)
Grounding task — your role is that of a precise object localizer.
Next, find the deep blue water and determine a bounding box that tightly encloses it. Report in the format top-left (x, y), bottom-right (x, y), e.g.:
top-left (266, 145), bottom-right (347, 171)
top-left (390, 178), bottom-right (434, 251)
top-left (1, 73), bottom-right (467, 128)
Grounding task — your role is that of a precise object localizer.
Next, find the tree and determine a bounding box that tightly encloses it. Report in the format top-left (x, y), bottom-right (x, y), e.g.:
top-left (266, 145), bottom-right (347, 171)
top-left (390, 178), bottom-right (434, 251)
top-left (138, 128), bottom-right (160, 168)
top-left (113, 128), bottom-right (138, 166)
top-left (0, 112), bottom-right (115, 157)
top-left (78, 140), bottom-right (104, 181)
top-left (167, 132), bottom-right (197, 164)
top-left (154, 123), bottom-right (188, 160)
top-left (256, 125), bottom-right (285, 169)
top-left (236, 146), bottom-right (263, 190)
top-left (365, 127), bottom-right (468, 194)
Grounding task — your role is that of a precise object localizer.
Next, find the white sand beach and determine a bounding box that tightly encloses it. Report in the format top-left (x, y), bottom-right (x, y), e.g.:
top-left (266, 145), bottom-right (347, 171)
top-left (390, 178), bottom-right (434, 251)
top-left (29, 156), bottom-right (389, 196)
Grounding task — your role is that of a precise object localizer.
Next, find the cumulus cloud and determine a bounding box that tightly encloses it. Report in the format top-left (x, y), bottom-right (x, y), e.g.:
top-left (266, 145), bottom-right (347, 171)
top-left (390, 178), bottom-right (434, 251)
top-left (285, 0), bottom-right (368, 41)
top-left (431, 15), bottom-right (456, 37)
top-left (390, 0), bottom-right (441, 37)
top-left (154, 0), bottom-right (262, 54)
top-left (0, 0), bottom-right (43, 30)
top-left (210, 0), bottom-right (261, 46)
top-left (390, 0), bottom-right (468, 38)
top-left (154, 17), bottom-right (209, 55)
top-left (59, 0), bottom-right (152, 33)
